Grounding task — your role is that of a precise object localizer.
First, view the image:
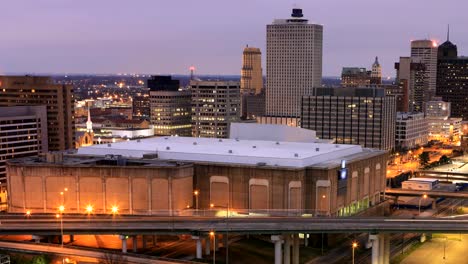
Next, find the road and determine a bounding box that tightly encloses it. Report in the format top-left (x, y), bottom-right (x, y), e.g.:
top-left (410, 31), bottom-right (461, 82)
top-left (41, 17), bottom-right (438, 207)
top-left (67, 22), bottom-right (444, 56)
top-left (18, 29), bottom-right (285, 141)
top-left (385, 188), bottom-right (468, 199)
top-left (0, 216), bottom-right (467, 234)
top-left (401, 234), bottom-right (468, 264)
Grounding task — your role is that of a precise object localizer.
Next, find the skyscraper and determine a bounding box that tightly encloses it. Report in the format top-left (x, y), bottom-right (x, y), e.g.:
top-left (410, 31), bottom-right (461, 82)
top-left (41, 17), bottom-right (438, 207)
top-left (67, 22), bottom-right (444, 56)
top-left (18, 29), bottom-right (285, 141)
top-left (241, 46), bottom-right (263, 95)
top-left (395, 57), bottom-right (426, 112)
top-left (436, 29), bottom-right (468, 119)
top-left (148, 76), bottom-right (192, 136)
top-left (370, 57), bottom-right (382, 85)
top-left (266, 8), bottom-right (323, 118)
top-left (410, 40), bottom-right (438, 104)
top-left (191, 81), bottom-right (240, 138)
top-left (0, 76), bottom-right (75, 151)
top-left (341, 67), bottom-right (370, 87)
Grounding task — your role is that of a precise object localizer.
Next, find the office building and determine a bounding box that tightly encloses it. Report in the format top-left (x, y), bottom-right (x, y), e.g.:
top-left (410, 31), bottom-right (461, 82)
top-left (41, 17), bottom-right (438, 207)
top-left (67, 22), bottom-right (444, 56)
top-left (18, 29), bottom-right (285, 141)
top-left (0, 76), bottom-right (75, 151)
top-left (395, 57), bottom-right (426, 112)
top-left (132, 93), bottom-right (150, 119)
top-left (241, 46), bottom-right (263, 95)
top-left (266, 8), bottom-right (323, 118)
top-left (341, 67), bottom-right (370, 87)
top-left (148, 76), bottom-right (192, 137)
top-left (425, 98), bottom-right (462, 143)
top-left (426, 98), bottom-right (451, 119)
top-left (384, 84), bottom-right (407, 112)
top-left (241, 92), bottom-right (265, 120)
top-left (410, 40), bottom-right (438, 103)
top-left (0, 106), bottom-right (48, 184)
top-left (301, 87), bottom-right (396, 150)
top-left (395, 113), bottom-right (428, 149)
top-left (191, 81), bottom-right (240, 138)
top-left (371, 57), bottom-right (382, 85)
top-left (436, 34), bottom-right (468, 119)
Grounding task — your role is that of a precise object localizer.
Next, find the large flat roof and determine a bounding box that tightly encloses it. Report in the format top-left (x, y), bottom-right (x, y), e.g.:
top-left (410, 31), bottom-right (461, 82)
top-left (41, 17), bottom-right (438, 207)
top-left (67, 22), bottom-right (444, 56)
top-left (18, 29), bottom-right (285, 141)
top-left (76, 137), bottom-right (374, 168)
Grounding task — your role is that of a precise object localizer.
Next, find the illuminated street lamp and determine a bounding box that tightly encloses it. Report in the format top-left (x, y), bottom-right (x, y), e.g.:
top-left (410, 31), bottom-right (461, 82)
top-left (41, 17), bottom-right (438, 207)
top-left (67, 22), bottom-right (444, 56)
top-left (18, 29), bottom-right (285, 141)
top-left (418, 194), bottom-right (428, 214)
top-left (25, 210), bottom-right (31, 217)
top-left (352, 242), bottom-right (358, 264)
top-left (111, 205), bottom-right (119, 215)
top-left (194, 190), bottom-right (199, 210)
top-left (86, 205), bottom-right (93, 214)
top-left (58, 205), bottom-right (65, 247)
top-left (210, 203), bottom-right (214, 209)
top-left (210, 231), bottom-right (216, 264)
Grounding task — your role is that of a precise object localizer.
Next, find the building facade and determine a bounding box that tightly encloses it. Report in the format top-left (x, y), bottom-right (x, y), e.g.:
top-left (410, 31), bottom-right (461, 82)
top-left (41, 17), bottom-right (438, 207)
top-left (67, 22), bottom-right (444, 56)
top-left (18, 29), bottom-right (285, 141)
top-left (241, 46), bottom-right (263, 95)
top-left (301, 87), bottom-right (396, 150)
top-left (436, 37), bottom-right (468, 120)
top-left (0, 106), bottom-right (48, 183)
top-left (341, 68), bottom-right (370, 87)
top-left (148, 76), bottom-right (192, 137)
top-left (266, 8), bottom-right (322, 118)
top-left (395, 57), bottom-right (426, 112)
top-left (370, 57), bottom-right (382, 85)
top-left (191, 81), bottom-right (240, 138)
top-left (410, 40), bottom-right (438, 103)
top-left (0, 76), bottom-right (75, 151)
top-left (395, 112), bottom-right (428, 150)
top-left (425, 98), bottom-right (462, 143)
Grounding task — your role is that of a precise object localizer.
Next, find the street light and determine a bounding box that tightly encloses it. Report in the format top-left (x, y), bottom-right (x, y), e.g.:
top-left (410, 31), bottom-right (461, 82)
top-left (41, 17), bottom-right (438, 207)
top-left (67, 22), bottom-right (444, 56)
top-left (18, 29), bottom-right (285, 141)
top-left (418, 194), bottom-right (428, 214)
top-left (25, 210), bottom-right (31, 217)
top-left (210, 231), bottom-right (215, 264)
top-left (58, 205), bottom-right (65, 247)
top-left (111, 205), bottom-right (119, 215)
top-left (86, 205), bottom-right (93, 214)
top-left (193, 190), bottom-right (199, 210)
top-left (352, 242), bottom-right (358, 264)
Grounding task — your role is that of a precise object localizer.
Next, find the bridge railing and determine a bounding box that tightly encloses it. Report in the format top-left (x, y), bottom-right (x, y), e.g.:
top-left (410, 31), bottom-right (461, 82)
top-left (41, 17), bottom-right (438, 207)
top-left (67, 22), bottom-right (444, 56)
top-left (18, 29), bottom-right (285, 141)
top-left (152, 208), bottom-right (332, 218)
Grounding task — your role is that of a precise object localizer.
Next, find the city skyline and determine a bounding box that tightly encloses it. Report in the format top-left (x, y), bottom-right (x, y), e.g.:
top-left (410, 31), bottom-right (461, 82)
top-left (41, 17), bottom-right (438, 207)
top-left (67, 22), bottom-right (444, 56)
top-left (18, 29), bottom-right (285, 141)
top-left (1, 0), bottom-right (466, 77)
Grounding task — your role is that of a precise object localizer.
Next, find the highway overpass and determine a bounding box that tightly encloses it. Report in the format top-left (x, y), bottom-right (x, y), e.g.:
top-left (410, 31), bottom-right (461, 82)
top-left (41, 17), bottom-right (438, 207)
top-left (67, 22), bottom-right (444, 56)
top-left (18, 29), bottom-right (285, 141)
top-left (385, 188), bottom-right (468, 199)
top-left (417, 170), bottom-right (468, 182)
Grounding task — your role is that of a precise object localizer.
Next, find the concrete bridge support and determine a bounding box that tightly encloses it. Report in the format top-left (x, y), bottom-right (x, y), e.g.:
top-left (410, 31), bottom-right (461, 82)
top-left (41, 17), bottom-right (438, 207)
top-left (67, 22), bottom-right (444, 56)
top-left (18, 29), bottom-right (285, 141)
top-left (283, 234), bottom-right (291, 264)
top-left (32, 235), bottom-right (44, 243)
top-left (271, 235), bottom-right (283, 264)
top-left (119, 235), bottom-right (127, 253)
top-left (205, 236), bottom-right (211, 256)
top-left (292, 234), bottom-right (300, 264)
top-left (192, 236), bottom-right (203, 259)
top-left (369, 233), bottom-right (390, 264)
top-left (132, 235), bottom-right (138, 253)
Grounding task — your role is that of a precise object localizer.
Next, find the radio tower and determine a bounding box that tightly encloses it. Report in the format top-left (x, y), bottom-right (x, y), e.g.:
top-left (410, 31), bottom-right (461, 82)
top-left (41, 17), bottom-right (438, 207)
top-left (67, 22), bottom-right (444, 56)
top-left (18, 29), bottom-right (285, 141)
top-left (189, 66), bottom-right (196, 81)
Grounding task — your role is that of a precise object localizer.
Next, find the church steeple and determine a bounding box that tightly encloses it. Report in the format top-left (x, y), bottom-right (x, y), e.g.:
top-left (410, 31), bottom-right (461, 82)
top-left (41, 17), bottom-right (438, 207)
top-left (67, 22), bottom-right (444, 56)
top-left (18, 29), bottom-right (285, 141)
top-left (447, 24), bottom-right (450, 42)
top-left (86, 107), bottom-right (93, 133)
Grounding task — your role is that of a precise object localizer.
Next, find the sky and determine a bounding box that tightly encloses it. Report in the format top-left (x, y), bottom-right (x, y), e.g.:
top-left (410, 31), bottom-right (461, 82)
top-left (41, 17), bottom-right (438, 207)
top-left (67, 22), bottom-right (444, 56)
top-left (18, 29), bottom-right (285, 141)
top-left (0, 0), bottom-right (466, 77)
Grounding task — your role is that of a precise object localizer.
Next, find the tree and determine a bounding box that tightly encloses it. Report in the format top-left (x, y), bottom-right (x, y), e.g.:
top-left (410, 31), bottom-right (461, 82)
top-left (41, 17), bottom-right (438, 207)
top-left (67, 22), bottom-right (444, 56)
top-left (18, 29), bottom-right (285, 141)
top-left (439, 155), bottom-right (451, 164)
top-left (99, 253), bottom-right (127, 264)
top-left (419, 152), bottom-right (430, 167)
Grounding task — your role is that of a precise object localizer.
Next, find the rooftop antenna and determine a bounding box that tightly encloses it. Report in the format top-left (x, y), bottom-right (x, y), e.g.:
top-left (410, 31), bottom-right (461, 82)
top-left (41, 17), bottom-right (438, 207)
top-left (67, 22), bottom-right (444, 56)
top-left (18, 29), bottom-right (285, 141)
top-left (189, 66), bottom-right (195, 81)
top-left (447, 24), bottom-right (450, 41)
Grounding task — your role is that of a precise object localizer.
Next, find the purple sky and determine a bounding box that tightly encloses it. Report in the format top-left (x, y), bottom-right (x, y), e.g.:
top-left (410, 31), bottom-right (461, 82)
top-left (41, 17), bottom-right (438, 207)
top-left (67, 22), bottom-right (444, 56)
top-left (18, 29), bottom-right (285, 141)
top-left (0, 0), bottom-right (466, 77)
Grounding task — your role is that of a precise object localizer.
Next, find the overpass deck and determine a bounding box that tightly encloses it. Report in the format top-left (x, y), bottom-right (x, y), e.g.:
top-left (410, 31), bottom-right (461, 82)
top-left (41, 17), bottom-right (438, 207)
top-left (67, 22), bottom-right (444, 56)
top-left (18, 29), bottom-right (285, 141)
top-left (0, 216), bottom-right (467, 235)
top-left (385, 188), bottom-right (468, 199)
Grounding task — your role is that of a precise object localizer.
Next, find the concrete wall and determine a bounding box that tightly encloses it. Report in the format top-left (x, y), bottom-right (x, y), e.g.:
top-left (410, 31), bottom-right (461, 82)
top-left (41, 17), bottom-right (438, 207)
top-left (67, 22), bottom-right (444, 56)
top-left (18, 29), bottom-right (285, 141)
top-left (7, 164), bottom-right (193, 215)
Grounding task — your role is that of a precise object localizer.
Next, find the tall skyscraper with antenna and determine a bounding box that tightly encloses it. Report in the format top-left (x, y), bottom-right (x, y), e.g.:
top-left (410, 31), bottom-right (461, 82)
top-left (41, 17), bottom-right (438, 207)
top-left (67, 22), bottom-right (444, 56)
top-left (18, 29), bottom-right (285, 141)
top-left (265, 8), bottom-right (323, 118)
top-left (410, 39), bottom-right (438, 111)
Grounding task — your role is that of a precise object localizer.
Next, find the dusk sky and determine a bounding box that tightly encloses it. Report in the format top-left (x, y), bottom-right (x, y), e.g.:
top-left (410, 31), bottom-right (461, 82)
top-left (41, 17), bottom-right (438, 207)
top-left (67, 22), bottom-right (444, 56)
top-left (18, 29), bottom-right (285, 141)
top-left (1, 0), bottom-right (466, 77)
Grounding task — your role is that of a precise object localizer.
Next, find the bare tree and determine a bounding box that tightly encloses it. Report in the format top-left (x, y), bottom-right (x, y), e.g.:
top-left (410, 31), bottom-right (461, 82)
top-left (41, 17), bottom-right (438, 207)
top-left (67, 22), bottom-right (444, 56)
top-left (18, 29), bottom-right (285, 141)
top-left (99, 252), bottom-right (127, 264)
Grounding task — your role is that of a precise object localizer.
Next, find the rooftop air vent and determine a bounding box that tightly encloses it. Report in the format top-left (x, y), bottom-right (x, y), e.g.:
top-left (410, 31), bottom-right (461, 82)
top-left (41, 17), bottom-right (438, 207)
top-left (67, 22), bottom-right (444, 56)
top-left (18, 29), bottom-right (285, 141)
top-left (166, 146), bottom-right (170, 150)
top-left (316, 148), bottom-right (320, 151)
top-left (276, 142), bottom-right (280, 145)
top-left (164, 137), bottom-right (168, 140)
top-left (218, 139), bottom-right (223, 142)
top-left (228, 150), bottom-right (233, 154)
top-left (252, 146), bottom-right (257, 148)
top-left (107, 144), bottom-right (112, 147)
top-left (137, 139), bottom-right (141, 143)
top-left (257, 162), bottom-right (267, 166)
top-left (193, 142), bottom-right (197, 145)
top-left (335, 145), bottom-right (339, 148)
top-left (294, 153), bottom-right (299, 157)
top-left (235, 138), bottom-right (239, 142)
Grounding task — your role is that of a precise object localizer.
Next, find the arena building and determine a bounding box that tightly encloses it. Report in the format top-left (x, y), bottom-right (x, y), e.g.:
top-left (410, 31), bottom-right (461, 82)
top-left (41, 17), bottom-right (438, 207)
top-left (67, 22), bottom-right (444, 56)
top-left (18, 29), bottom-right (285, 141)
top-left (8, 127), bottom-right (388, 217)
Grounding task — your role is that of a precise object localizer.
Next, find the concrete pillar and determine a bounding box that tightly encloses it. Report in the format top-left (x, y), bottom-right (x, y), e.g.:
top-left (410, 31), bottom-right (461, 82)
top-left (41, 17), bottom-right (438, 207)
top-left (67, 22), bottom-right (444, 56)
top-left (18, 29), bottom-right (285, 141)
top-left (192, 236), bottom-right (202, 259)
top-left (432, 200), bottom-right (437, 210)
top-left (215, 234), bottom-right (220, 251)
top-left (153, 235), bottom-right (157, 246)
top-left (223, 233), bottom-right (229, 248)
top-left (205, 237), bottom-right (211, 255)
top-left (69, 235), bottom-right (74, 242)
top-left (383, 234), bottom-right (390, 264)
top-left (142, 235), bottom-right (147, 249)
top-left (378, 234), bottom-right (385, 264)
top-left (369, 233), bottom-right (380, 264)
top-left (119, 235), bottom-right (127, 253)
top-left (304, 234), bottom-right (309, 247)
top-left (132, 235), bottom-right (138, 253)
top-left (283, 234), bottom-right (291, 264)
top-left (420, 233), bottom-right (427, 243)
top-left (292, 234), bottom-right (299, 264)
top-left (271, 235), bottom-right (283, 264)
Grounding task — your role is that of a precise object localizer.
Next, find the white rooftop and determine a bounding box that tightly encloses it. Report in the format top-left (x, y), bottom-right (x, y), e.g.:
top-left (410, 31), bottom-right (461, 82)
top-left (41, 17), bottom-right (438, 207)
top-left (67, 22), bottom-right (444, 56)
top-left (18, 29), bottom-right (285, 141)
top-left (77, 136), bottom-right (365, 168)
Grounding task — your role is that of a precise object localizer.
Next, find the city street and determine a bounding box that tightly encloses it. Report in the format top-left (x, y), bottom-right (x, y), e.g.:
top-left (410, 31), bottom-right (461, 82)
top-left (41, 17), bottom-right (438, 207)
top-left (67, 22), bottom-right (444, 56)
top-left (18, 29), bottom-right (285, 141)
top-left (401, 234), bottom-right (467, 264)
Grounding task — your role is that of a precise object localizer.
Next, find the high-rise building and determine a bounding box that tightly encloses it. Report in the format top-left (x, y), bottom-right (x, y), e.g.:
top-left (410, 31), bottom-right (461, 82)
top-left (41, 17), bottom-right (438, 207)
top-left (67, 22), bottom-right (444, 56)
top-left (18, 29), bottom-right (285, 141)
top-left (191, 81), bottom-right (240, 138)
top-left (395, 57), bottom-right (426, 112)
top-left (241, 46), bottom-right (263, 95)
top-left (341, 67), bottom-right (370, 87)
top-left (301, 87), bottom-right (396, 150)
top-left (266, 8), bottom-right (323, 118)
top-left (132, 90), bottom-right (150, 120)
top-left (148, 76), bottom-right (191, 137)
top-left (410, 40), bottom-right (438, 103)
top-left (371, 57), bottom-right (382, 85)
top-left (0, 106), bottom-right (48, 183)
top-left (395, 112), bottom-right (428, 150)
top-left (425, 98), bottom-right (462, 143)
top-left (0, 76), bottom-right (75, 151)
top-left (436, 31), bottom-right (468, 119)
